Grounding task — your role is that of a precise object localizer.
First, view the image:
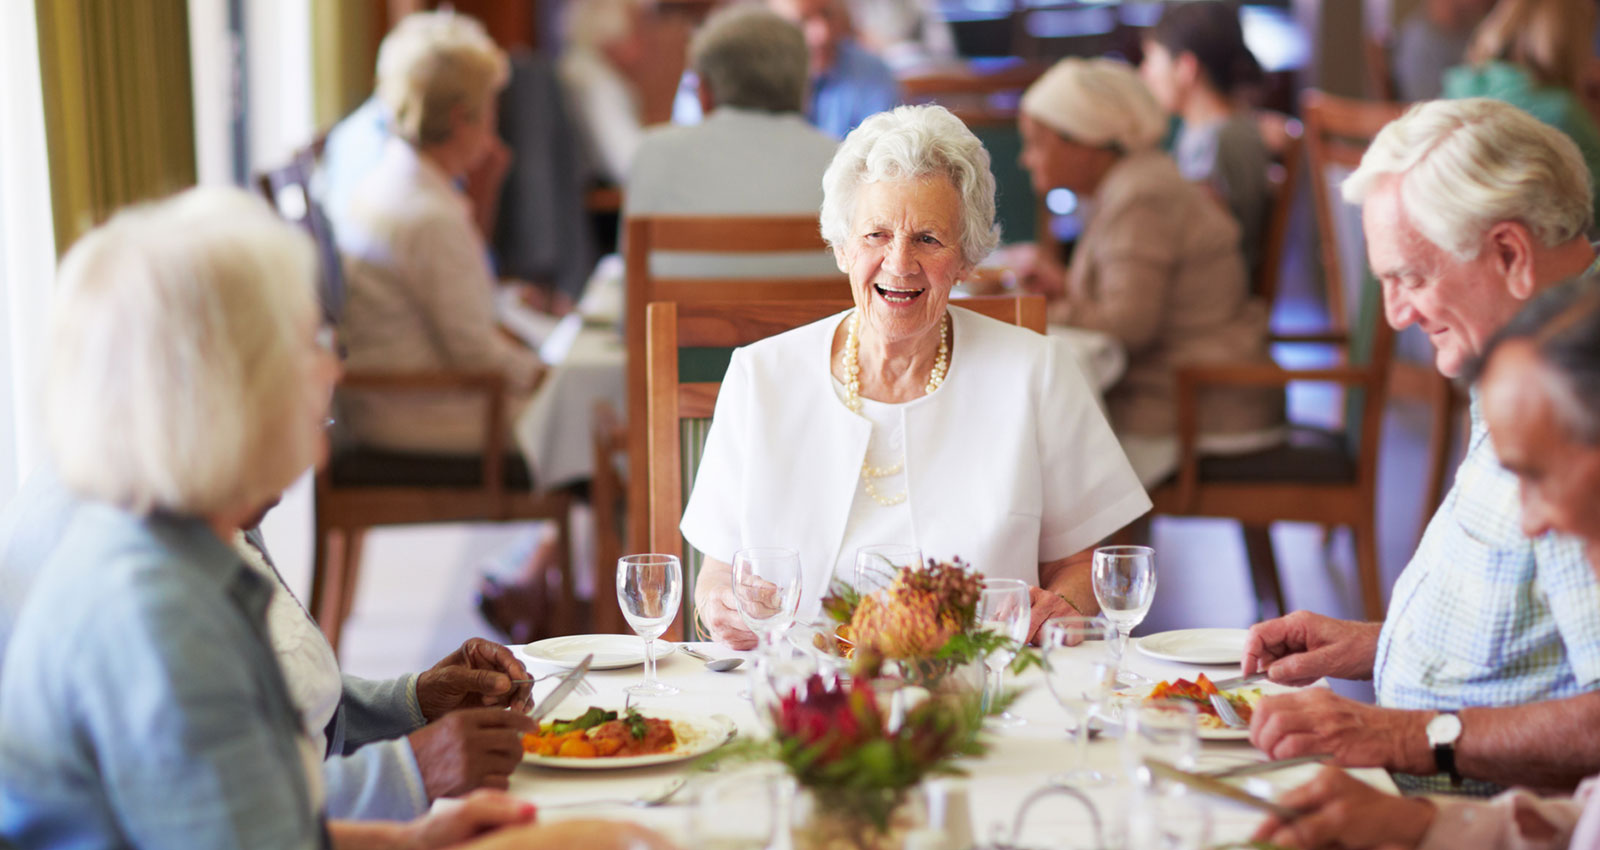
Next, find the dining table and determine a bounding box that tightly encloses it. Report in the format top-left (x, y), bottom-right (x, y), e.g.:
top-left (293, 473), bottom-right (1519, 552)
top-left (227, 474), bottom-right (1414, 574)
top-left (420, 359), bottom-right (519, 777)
top-left (504, 636), bottom-right (1397, 849)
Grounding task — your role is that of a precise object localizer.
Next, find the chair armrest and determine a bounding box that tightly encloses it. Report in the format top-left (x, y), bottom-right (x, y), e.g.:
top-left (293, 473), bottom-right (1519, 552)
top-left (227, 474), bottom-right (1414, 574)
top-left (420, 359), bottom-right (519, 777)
top-left (1270, 331), bottom-right (1349, 345)
top-left (337, 369), bottom-right (509, 493)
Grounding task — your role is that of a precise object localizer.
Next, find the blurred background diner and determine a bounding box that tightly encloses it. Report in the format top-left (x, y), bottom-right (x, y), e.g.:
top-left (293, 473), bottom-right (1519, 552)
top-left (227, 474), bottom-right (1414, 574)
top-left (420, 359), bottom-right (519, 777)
top-left (7, 0), bottom-right (1600, 843)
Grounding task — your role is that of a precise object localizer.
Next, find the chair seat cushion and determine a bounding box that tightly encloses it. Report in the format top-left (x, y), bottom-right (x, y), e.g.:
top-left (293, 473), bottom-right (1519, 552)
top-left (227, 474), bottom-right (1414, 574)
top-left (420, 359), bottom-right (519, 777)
top-left (1195, 427), bottom-right (1357, 484)
top-left (328, 447), bottom-right (534, 490)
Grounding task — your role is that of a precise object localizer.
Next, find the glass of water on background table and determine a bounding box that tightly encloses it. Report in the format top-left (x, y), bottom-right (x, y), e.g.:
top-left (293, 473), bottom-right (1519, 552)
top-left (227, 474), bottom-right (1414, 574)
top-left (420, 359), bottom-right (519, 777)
top-left (1040, 615), bottom-right (1118, 787)
top-left (617, 554), bottom-right (682, 697)
top-left (1092, 545), bottom-right (1156, 662)
top-left (978, 577), bottom-right (1031, 727)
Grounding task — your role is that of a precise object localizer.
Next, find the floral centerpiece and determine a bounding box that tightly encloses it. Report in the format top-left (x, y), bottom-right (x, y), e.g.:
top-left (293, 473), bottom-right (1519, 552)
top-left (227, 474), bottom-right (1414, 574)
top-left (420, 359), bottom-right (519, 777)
top-left (821, 557), bottom-right (1038, 686)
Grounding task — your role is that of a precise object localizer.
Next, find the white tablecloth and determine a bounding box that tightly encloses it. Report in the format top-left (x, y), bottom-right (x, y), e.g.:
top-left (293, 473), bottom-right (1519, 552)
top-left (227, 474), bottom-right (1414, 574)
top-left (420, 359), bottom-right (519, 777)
top-left (505, 640), bottom-right (1395, 848)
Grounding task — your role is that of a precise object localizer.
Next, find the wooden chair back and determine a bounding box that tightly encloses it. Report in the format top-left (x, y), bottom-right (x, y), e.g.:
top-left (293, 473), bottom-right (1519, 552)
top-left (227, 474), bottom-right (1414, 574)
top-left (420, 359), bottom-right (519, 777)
top-left (645, 296), bottom-right (1045, 638)
top-left (1253, 113), bottom-right (1305, 306)
top-left (623, 214), bottom-right (851, 558)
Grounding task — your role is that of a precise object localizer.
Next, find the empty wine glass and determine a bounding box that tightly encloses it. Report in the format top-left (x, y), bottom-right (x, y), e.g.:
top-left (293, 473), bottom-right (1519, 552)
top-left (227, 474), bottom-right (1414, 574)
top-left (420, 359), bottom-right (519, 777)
top-left (1122, 700), bottom-right (1209, 850)
top-left (690, 763), bottom-right (788, 849)
top-left (1092, 546), bottom-right (1156, 660)
top-left (617, 553), bottom-right (682, 697)
top-left (732, 547), bottom-right (803, 653)
top-left (853, 544), bottom-right (921, 595)
top-left (1040, 615), bottom-right (1118, 787)
top-left (978, 577), bottom-right (1030, 727)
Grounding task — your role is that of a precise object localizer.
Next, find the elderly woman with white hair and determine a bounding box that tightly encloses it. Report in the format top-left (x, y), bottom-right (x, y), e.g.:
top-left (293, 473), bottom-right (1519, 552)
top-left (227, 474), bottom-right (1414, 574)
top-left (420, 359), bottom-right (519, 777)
top-left (0, 188), bottom-right (674, 850)
top-left (683, 105), bottom-right (1152, 649)
top-left (1017, 58), bottom-right (1283, 486)
top-left (337, 11), bottom-right (544, 457)
top-left (559, 0), bottom-right (649, 183)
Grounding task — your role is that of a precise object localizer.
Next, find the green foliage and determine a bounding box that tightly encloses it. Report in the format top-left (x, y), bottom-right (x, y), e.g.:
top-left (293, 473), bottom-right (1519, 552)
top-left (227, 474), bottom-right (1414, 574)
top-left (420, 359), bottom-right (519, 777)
top-left (545, 706), bottom-right (616, 734)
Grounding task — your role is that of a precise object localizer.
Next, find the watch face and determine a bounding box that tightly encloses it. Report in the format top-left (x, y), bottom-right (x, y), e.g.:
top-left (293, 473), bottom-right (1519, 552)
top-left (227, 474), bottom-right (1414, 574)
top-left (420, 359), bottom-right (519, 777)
top-left (1427, 712), bottom-right (1463, 745)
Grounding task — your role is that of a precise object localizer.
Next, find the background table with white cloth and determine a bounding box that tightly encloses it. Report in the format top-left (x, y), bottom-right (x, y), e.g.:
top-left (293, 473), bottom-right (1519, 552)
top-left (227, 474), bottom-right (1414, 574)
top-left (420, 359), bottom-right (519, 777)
top-left (505, 639), bottom-right (1395, 848)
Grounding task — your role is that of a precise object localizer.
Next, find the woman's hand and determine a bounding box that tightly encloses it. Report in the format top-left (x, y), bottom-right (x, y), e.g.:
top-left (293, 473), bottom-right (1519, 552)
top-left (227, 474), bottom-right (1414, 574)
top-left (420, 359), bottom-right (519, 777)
top-left (695, 559), bottom-right (759, 650)
top-left (400, 790), bottom-right (536, 850)
top-left (1251, 767), bottom-right (1435, 850)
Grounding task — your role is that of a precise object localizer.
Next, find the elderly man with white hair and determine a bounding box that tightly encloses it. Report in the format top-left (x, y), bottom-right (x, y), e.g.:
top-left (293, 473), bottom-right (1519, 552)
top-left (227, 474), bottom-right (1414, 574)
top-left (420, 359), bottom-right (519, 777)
top-left (1241, 98), bottom-right (1600, 795)
top-left (625, 4), bottom-right (839, 278)
top-left (558, 0), bottom-right (649, 184)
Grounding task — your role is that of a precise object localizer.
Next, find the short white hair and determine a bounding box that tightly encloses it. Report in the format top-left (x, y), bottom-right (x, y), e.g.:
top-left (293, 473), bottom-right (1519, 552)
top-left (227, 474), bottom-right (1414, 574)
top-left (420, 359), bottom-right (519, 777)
top-left (45, 187), bottom-right (320, 517)
top-left (820, 104), bottom-right (1000, 265)
top-left (563, 0), bottom-right (648, 50)
top-left (1342, 98), bottom-right (1593, 261)
top-left (1020, 57), bottom-right (1167, 153)
top-left (375, 11), bottom-right (508, 147)
top-left (690, 5), bottom-right (808, 113)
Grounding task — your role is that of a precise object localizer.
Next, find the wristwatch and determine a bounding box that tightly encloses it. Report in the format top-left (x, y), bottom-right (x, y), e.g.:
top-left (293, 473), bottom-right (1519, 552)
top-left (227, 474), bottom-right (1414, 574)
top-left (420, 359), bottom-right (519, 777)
top-left (1426, 711), bottom-right (1464, 787)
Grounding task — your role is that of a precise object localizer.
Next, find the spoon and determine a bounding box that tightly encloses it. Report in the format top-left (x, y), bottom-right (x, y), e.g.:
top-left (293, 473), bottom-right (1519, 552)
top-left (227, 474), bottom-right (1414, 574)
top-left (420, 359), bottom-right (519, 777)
top-left (680, 645), bottom-right (745, 672)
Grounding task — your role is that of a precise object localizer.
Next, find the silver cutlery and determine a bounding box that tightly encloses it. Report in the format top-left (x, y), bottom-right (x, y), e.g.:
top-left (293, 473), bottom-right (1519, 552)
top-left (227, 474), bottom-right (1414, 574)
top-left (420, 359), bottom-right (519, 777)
top-left (1208, 693), bottom-right (1249, 729)
top-left (1143, 758), bottom-right (1300, 820)
top-left (1200, 754), bottom-right (1333, 779)
top-left (538, 776), bottom-right (688, 809)
top-left (680, 645), bottom-right (744, 672)
top-left (527, 654), bottom-right (594, 723)
top-left (1210, 671), bottom-right (1269, 691)
top-left (509, 670), bottom-right (597, 697)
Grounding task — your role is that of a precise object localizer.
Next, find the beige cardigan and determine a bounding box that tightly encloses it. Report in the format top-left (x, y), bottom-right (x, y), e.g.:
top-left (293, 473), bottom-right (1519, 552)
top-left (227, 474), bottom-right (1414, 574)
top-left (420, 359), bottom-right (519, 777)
top-left (1054, 149), bottom-right (1282, 438)
top-left (333, 138), bottom-right (541, 454)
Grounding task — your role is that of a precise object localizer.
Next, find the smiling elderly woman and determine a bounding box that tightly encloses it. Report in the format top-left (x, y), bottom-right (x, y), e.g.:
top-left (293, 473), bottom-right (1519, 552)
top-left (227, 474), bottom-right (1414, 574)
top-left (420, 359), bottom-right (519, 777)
top-left (683, 105), bottom-right (1152, 649)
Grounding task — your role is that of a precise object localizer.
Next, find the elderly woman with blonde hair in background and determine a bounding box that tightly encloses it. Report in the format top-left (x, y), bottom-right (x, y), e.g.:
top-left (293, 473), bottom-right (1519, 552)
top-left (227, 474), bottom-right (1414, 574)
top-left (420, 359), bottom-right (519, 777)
top-left (0, 187), bottom-right (673, 850)
top-left (1443, 0), bottom-right (1600, 223)
top-left (1016, 58), bottom-right (1283, 487)
top-left (337, 11), bottom-right (544, 458)
top-left (684, 105), bottom-right (1151, 649)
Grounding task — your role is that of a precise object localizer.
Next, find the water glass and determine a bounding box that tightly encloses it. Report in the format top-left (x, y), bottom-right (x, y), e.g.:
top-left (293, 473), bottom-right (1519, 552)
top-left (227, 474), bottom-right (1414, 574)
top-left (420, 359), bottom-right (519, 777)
top-left (732, 547), bottom-right (803, 652)
top-left (978, 577), bottom-right (1030, 727)
top-left (690, 764), bottom-right (788, 850)
top-left (1122, 700), bottom-right (1209, 850)
top-left (1039, 616), bottom-right (1118, 787)
top-left (617, 553), bottom-right (682, 696)
top-left (1092, 546), bottom-right (1157, 659)
top-left (750, 640), bottom-right (819, 734)
top-left (853, 544), bottom-right (921, 594)
top-left (1122, 699), bottom-right (1200, 778)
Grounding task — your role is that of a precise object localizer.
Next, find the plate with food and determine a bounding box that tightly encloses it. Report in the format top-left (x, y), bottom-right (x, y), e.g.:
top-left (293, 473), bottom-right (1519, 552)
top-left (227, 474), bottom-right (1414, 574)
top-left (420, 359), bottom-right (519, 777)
top-left (520, 705), bottom-right (738, 769)
top-left (1127, 674), bottom-right (1291, 740)
top-left (518, 634), bottom-right (675, 670)
top-left (1136, 628), bottom-right (1250, 665)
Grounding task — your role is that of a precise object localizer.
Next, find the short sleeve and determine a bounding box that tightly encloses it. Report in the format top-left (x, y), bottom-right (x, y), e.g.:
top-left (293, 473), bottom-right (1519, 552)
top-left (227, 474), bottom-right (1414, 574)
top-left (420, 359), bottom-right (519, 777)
top-left (680, 348), bottom-right (751, 565)
top-left (1036, 337), bottom-right (1151, 560)
top-left (1419, 788), bottom-right (1585, 850)
top-left (1534, 532), bottom-right (1600, 689)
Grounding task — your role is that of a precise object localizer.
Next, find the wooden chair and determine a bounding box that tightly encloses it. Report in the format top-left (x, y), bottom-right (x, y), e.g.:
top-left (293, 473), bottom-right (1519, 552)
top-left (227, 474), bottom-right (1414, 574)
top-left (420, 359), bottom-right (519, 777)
top-left (1253, 112), bottom-right (1305, 307)
top-left (589, 399), bottom-right (629, 634)
top-left (1141, 92), bottom-right (1409, 623)
top-left (622, 214), bottom-right (851, 563)
top-left (1302, 90), bottom-right (1465, 526)
top-left (644, 296), bottom-right (1046, 639)
top-left (256, 150), bottom-right (574, 654)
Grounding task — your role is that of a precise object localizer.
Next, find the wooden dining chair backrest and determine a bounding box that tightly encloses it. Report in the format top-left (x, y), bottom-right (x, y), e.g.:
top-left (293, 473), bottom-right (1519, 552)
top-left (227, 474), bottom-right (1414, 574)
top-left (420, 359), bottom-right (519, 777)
top-left (622, 214), bottom-right (851, 558)
top-left (644, 295), bottom-right (1045, 638)
top-left (1253, 113), bottom-right (1305, 307)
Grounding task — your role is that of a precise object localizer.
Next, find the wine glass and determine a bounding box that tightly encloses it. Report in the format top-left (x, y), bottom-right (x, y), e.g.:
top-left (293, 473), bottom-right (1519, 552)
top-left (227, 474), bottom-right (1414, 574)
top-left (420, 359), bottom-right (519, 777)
top-left (616, 553), bottom-right (682, 697)
top-left (978, 577), bottom-right (1031, 727)
top-left (1040, 615), bottom-right (1118, 787)
top-left (853, 544), bottom-right (921, 595)
top-left (1091, 545), bottom-right (1156, 660)
top-left (732, 547), bottom-right (803, 653)
top-left (690, 763), bottom-right (788, 849)
top-left (1122, 700), bottom-right (1210, 850)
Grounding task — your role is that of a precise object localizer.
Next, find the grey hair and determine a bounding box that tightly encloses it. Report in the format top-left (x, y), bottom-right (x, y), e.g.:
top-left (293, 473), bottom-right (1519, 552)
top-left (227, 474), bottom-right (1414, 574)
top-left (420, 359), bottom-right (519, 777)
top-left (820, 105), bottom-right (1000, 265)
top-left (1468, 273), bottom-right (1600, 444)
top-left (690, 5), bottom-right (808, 113)
top-left (375, 11), bottom-right (507, 147)
top-left (1342, 98), bottom-right (1593, 262)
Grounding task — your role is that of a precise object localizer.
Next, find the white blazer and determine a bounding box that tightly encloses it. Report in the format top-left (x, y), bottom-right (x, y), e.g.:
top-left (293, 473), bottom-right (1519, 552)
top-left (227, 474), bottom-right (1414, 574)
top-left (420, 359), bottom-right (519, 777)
top-left (681, 306), bottom-right (1151, 619)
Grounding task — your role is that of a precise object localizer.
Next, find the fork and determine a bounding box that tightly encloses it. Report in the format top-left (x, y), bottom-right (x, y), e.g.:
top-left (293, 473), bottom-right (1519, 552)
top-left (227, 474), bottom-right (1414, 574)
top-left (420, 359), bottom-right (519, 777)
top-left (1208, 693), bottom-right (1248, 729)
top-left (510, 671), bottom-right (597, 697)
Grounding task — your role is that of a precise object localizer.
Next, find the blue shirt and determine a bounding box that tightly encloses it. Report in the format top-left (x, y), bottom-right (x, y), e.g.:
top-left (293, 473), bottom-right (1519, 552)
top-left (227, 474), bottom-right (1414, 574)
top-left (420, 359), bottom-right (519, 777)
top-left (809, 39), bottom-right (899, 140)
top-left (0, 504), bottom-right (328, 849)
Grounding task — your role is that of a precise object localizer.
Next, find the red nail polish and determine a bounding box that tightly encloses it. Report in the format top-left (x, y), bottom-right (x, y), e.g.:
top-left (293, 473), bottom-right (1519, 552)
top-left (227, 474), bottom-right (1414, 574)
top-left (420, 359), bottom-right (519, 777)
top-left (520, 802), bottom-right (537, 818)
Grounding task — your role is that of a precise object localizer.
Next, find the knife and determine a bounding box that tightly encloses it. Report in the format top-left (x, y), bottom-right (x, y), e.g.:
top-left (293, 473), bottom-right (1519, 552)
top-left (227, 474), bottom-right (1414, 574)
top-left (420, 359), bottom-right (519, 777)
top-left (1209, 671), bottom-right (1269, 692)
top-left (1200, 753), bottom-right (1332, 779)
top-left (527, 654), bottom-right (593, 724)
top-left (1143, 758), bottom-right (1300, 821)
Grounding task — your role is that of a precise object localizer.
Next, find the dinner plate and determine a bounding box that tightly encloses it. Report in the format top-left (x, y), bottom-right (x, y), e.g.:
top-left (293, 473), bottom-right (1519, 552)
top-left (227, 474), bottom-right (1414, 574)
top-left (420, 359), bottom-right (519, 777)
top-left (1118, 680), bottom-right (1295, 741)
top-left (1136, 628), bottom-right (1250, 665)
top-left (519, 634), bottom-right (675, 670)
top-left (521, 707), bottom-right (738, 770)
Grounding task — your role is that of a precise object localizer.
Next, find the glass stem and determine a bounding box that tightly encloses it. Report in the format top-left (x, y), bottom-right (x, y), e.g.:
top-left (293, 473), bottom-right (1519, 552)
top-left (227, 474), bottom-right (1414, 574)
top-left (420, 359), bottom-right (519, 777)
top-left (1118, 627), bottom-right (1131, 660)
top-left (1073, 708), bottom-right (1090, 771)
top-left (643, 635), bottom-right (657, 685)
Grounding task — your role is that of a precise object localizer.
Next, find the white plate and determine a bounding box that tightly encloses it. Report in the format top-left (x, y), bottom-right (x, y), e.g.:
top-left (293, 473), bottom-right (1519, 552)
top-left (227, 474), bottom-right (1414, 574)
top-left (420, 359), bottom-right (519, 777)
top-left (521, 708), bottom-right (738, 769)
top-left (1119, 680), bottom-right (1295, 741)
top-left (519, 634), bottom-right (676, 670)
top-left (1137, 628), bottom-right (1250, 665)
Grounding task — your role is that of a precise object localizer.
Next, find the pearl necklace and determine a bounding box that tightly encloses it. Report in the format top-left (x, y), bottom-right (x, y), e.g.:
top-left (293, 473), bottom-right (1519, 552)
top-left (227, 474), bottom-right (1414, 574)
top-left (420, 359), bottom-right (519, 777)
top-left (840, 310), bottom-right (949, 506)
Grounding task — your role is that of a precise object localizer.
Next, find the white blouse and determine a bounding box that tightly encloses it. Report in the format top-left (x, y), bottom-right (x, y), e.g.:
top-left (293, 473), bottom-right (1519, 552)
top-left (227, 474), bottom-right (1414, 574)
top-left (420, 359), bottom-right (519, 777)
top-left (681, 306), bottom-right (1152, 622)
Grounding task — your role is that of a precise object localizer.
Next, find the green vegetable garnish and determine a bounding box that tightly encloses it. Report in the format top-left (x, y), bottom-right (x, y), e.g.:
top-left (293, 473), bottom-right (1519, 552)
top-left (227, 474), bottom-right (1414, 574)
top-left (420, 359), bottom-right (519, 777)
top-left (546, 706), bottom-right (617, 734)
top-left (625, 707), bottom-right (648, 740)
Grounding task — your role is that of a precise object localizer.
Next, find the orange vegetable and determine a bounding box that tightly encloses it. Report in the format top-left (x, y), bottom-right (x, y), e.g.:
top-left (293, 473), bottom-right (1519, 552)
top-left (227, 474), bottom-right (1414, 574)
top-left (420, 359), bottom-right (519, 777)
top-left (558, 737), bottom-right (598, 758)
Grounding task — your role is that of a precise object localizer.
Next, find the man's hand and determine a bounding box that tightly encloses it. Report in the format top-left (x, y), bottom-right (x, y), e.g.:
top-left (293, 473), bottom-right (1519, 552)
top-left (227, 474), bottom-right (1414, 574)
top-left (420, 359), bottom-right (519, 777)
top-left (409, 707), bottom-right (537, 799)
top-left (1251, 688), bottom-right (1433, 774)
top-left (1026, 587), bottom-right (1076, 644)
top-left (1252, 767), bottom-right (1435, 850)
top-left (1242, 611), bottom-right (1382, 685)
top-left (699, 580), bottom-right (758, 650)
top-left (400, 789), bottom-right (537, 850)
top-left (418, 638), bottom-right (533, 719)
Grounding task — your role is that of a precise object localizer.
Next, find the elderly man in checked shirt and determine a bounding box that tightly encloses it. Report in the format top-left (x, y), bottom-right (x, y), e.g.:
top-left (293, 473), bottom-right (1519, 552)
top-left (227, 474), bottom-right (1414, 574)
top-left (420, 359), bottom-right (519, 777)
top-left (1240, 98), bottom-right (1600, 796)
